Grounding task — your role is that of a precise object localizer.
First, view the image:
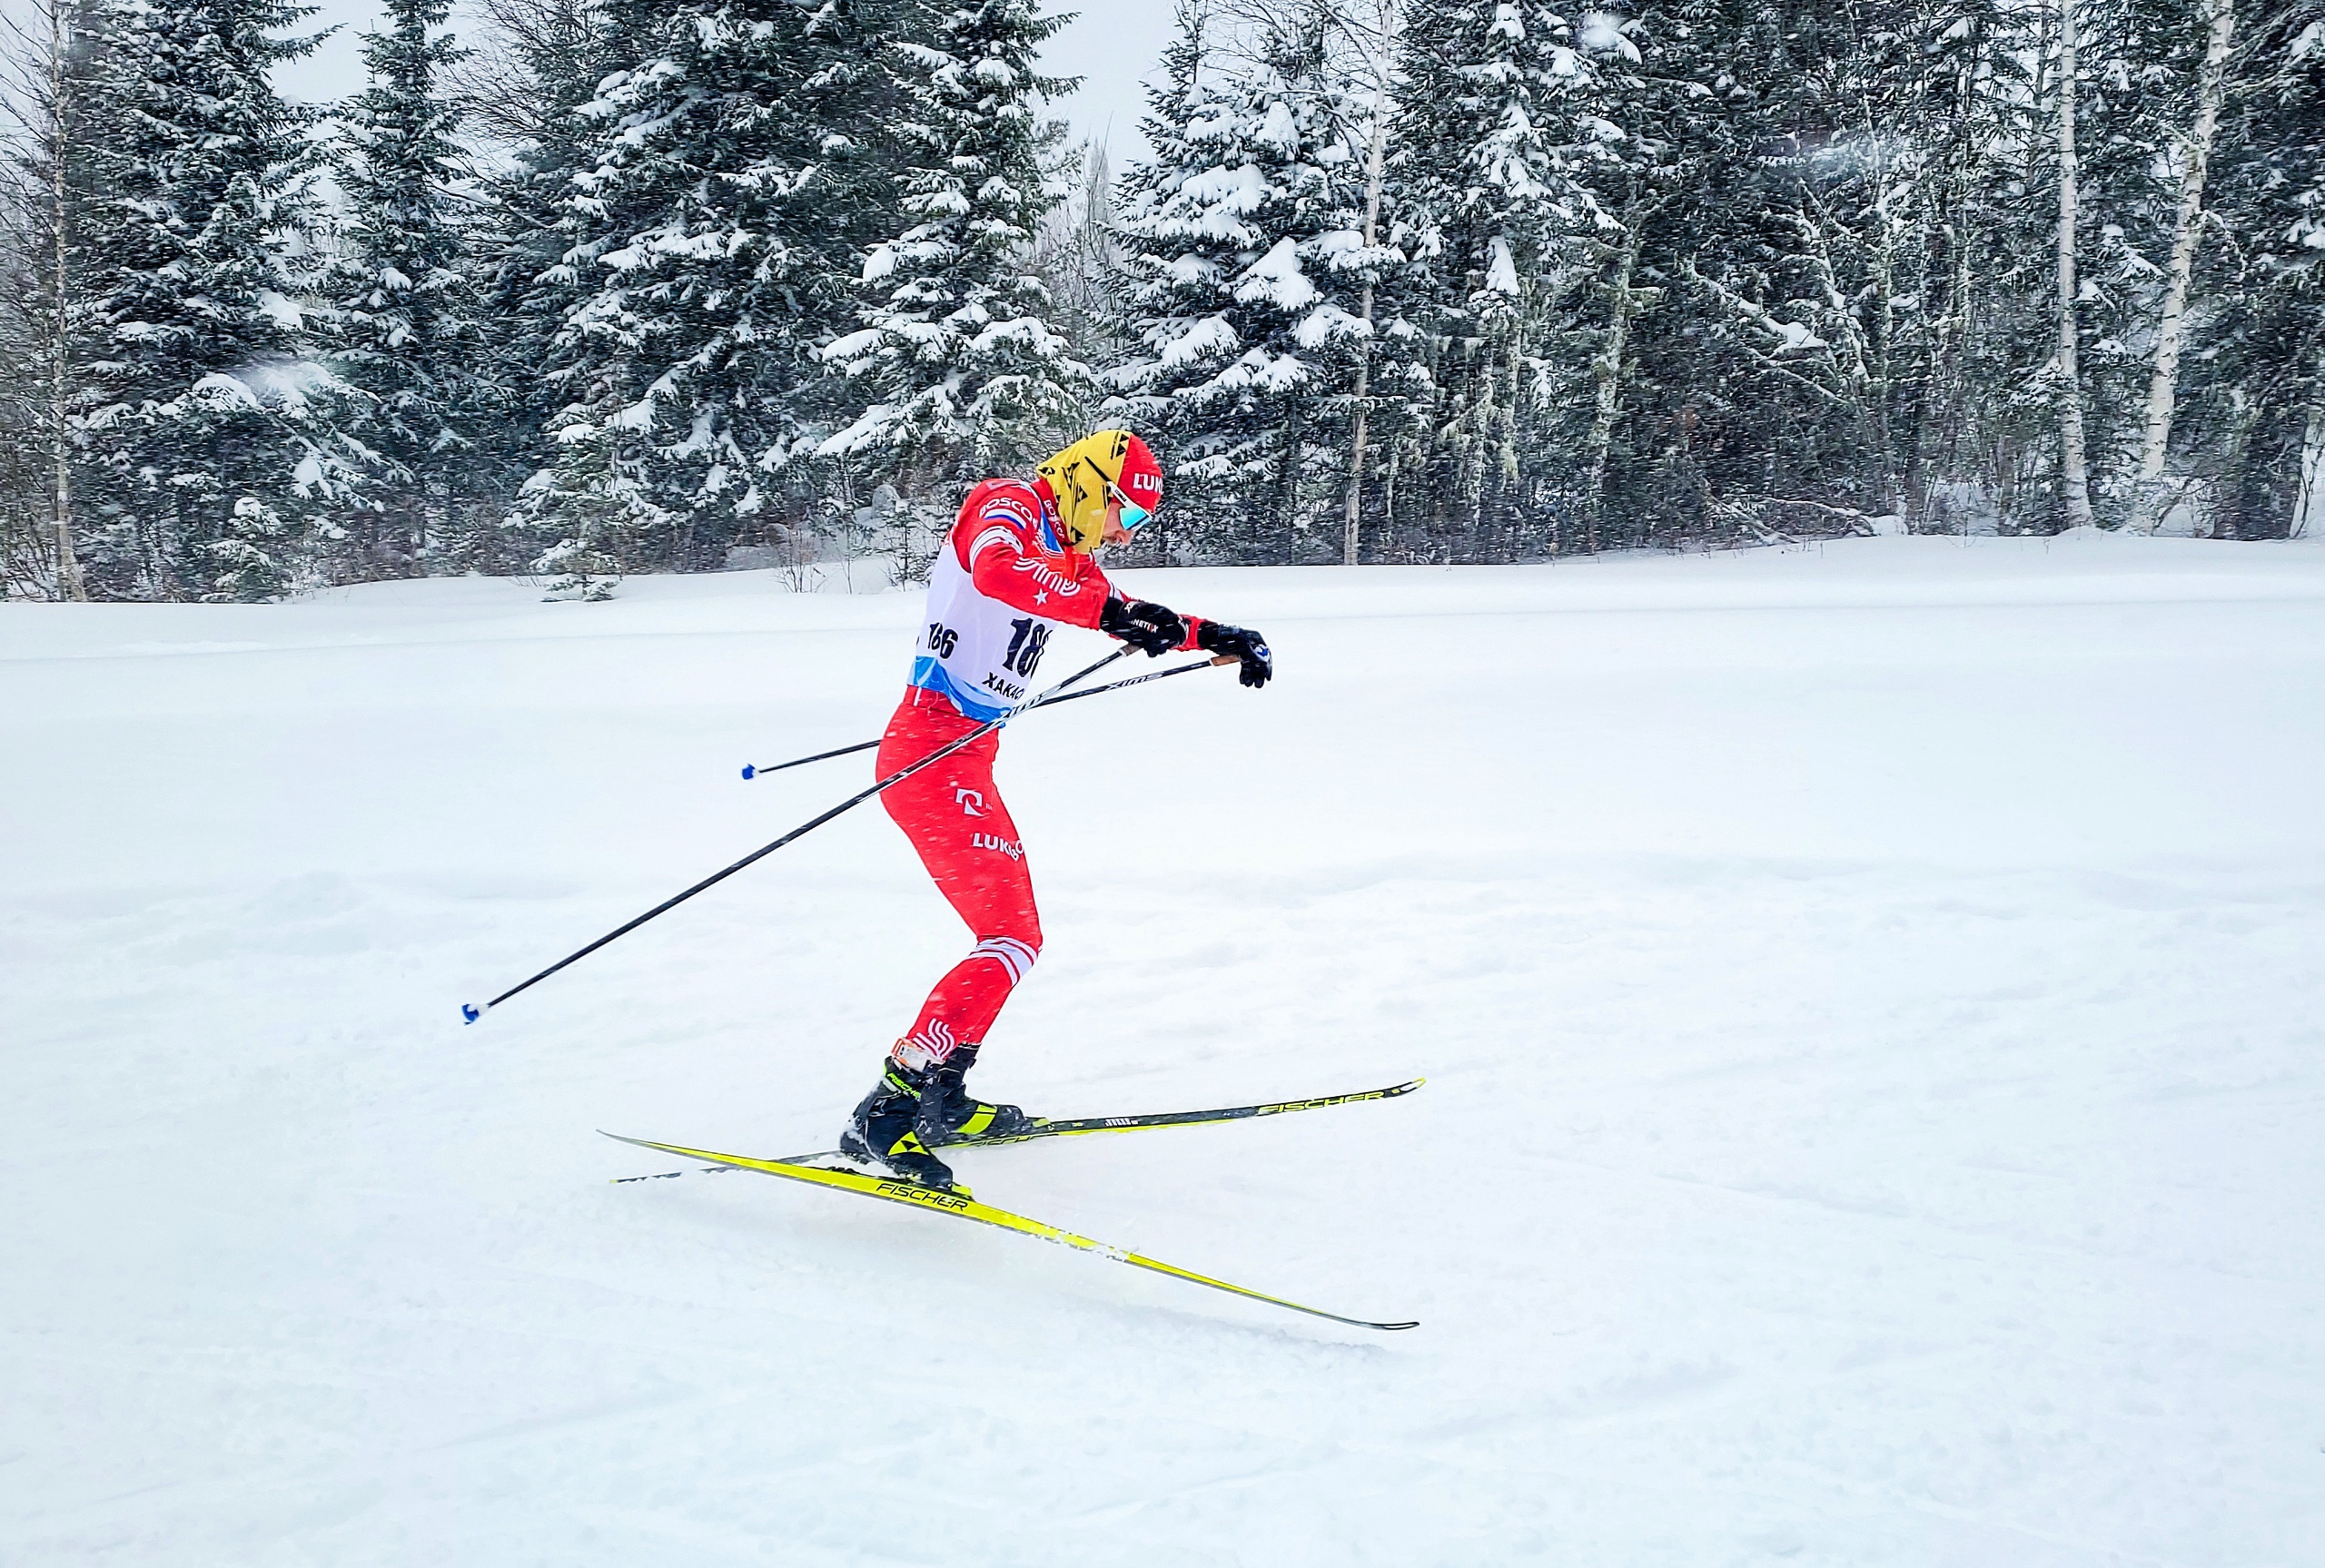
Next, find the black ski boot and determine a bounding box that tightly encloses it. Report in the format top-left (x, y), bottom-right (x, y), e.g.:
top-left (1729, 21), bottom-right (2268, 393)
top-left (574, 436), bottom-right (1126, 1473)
top-left (839, 1059), bottom-right (960, 1190)
top-left (837, 1045), bottom-right (1035, 1189)
top-left (912, 1042), bottom-right (1035, 1148)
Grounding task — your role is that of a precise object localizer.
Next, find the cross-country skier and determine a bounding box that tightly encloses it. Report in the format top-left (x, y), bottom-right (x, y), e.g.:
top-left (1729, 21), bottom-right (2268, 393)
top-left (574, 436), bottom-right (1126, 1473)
top-left (839, 430), bottom-right (1272, 1191)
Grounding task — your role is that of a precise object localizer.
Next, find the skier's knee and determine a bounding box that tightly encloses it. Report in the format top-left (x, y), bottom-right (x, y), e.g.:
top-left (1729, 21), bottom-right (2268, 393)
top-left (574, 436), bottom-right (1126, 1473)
top-left (972, 934), bottom-right (1040, 985)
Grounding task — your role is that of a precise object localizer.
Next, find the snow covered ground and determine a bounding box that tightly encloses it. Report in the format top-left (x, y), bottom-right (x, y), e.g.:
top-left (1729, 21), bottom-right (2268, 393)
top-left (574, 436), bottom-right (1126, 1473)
top-left (5, 532), bottom-right (2323, 1565)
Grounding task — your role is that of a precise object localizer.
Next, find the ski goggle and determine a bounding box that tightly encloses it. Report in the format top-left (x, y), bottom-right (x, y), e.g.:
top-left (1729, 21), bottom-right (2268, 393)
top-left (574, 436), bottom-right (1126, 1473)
top-left (1105, 480), bottom-right (1152, 530)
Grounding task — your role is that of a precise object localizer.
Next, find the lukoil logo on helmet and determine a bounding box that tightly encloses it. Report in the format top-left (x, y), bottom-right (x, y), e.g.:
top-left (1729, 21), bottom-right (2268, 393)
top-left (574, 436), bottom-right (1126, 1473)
top-left (1039, 428), bottom-right (1162, 548)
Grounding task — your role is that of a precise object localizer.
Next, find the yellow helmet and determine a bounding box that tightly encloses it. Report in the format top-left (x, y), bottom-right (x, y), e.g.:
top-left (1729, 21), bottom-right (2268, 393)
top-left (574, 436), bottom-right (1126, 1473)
top-left (1036, 429), bottom-right (1163, 552)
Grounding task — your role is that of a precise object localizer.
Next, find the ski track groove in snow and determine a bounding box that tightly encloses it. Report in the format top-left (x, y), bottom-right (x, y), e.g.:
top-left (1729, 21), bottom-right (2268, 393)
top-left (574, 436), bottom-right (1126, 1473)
top-left (4, 534), bottom-right (2323, 1564)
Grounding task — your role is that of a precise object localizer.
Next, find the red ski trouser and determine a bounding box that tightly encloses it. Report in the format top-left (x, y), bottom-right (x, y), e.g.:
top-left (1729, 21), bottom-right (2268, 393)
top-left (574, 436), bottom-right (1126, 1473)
top-left (877, 689), bottom-right (1042, 1066)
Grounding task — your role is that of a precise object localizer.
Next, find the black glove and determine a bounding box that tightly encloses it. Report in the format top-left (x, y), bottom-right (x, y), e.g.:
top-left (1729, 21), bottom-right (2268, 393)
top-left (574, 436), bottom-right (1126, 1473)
top-left (1196, 620), bottom-right (1272, 688)
top-left (1100, 595), bottom-right (1186, 656)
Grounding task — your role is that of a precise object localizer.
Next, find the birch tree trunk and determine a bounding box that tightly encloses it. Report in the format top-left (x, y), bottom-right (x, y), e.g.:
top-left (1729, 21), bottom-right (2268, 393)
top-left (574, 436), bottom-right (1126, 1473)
top-left (1916, 24), bottom-right (1983, 532)
top-left (2130, 0), bottom-right (2236, 534)
top-left (49, 0), bottom-right (85, 601)
top-left (1342, 70), bottom-right (1388, 567)
top-left (1582, 217), bottom-right (1647, 554)
top-left (2295, 372), bottom-right (2325, 540)
top-left (2054, 0), bottom-right (2096, 530)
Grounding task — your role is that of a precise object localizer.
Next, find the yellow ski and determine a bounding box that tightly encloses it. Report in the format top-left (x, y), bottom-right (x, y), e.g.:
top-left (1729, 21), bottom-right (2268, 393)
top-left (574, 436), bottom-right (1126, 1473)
top-left (959, 1077), bottom-right (1424, 1148)
top-left (599, 1130), bottom-right (1418, 1332)
top-left (610, 1078), bottom-right (1424, 1183)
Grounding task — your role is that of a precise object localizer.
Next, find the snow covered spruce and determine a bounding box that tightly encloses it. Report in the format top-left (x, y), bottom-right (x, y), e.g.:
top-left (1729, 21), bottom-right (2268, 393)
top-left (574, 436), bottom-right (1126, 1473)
top-left (11, 0), bottom-right (2323, 602)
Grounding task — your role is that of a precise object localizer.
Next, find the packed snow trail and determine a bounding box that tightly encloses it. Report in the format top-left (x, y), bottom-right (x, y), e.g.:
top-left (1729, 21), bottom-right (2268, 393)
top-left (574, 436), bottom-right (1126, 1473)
top-left (4, 533), bottom-right (2322, 1565)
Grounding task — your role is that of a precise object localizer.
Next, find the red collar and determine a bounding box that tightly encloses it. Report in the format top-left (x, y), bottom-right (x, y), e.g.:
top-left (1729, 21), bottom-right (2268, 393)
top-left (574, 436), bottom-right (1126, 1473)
top-left (1029, 477), bottom-right (1071, 554)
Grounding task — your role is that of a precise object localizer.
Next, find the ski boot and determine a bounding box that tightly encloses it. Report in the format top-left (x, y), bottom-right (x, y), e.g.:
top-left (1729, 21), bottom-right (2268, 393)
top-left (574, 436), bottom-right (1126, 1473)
top-left (837, 1045), bottom-right (1034, 1190)
top-left (913, 1042), bottom-right (1036, 1149)
top-left (839, 1059), bottom-right (961, 1190)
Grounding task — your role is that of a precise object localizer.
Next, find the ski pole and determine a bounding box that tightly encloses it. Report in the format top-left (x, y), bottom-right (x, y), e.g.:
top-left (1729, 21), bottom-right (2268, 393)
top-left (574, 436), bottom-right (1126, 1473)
top-left (460, 646), bottom-right (1134, 1024)
top-left (1022, 652), bottom-right (1232, 710)
top-left (739, 738), bottom-right (878, 781)
top-left (739, 656), bottom-right (1229, 779)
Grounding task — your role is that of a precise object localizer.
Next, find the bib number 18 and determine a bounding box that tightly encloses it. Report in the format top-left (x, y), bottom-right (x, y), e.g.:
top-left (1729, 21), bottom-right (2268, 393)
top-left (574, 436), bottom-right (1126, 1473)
top-left (1003, 617), bottom-right (1051, 677)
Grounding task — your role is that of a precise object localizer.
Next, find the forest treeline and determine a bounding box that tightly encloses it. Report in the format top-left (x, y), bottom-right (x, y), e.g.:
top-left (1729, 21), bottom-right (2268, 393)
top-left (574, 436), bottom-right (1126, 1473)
top-left (0, 0), bottom-right (2319, 601)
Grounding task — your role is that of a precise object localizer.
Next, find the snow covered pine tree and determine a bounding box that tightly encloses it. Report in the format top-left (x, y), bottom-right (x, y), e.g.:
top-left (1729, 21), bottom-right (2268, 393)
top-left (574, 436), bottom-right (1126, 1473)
top-left (466, 0), bottom-right (637, 573)
top-left (510, 0), bottom-right (909, 597)
top-left (1386, 0), bottom-right (1608, 559)
top-left (68, 0), bottom-right (361, 600)
top-left (330, 0), bottom-right (489, 577)
top-left (1109, 5), bottom-right (1374, 563)
top-left (817, 0), bottom-right (1090, 558)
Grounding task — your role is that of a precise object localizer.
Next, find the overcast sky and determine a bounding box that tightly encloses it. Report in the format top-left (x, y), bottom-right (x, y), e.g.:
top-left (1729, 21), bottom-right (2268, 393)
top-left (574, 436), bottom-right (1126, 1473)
top-left (275, 0), bottom-right (1180, 163)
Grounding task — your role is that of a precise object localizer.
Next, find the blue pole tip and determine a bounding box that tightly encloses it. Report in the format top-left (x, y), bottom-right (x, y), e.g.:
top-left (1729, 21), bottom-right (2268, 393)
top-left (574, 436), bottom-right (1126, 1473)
top-left (741, 764), bottom-right (757, 781)
top-left (461, 1002), bottom-right (480, 1024)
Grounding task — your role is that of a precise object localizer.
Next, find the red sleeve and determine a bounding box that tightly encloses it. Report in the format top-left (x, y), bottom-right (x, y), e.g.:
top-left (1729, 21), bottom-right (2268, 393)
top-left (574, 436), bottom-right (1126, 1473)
top-left (965, 530), bottom-right (1114, 630)
top-left (951, 488), bottom-right (1028, 569)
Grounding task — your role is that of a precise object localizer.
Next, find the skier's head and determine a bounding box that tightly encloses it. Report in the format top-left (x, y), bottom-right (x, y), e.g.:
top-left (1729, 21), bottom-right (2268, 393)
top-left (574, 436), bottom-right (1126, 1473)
top-left (1037, 430), bottom-right (1163, 552)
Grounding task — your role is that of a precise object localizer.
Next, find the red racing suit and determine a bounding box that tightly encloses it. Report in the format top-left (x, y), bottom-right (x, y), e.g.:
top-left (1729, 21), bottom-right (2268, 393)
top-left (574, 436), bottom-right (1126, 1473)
top-left (879, 476), bottom-right (1202, 1068)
